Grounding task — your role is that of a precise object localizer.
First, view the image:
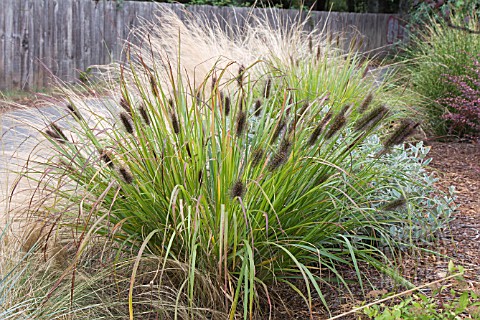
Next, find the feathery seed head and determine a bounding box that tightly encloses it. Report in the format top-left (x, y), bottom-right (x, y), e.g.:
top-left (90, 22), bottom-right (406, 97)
top-left (316, 46), bottom-right (322, 61)
top-left (237, 65), bottom-right (245, 87)
top-left (354, 105), bottom-right (389, 132)
top-left (279, 138), bottom-right (292, 154)
top-left (170, 112), bottom-right (180, 134)
top-left (254, 99), bottom-right (262, 117)
top-left (235, 111), bottom-right (247, 137)
top-left (211, 75), bottom-right (217, 90)
top-left (271, 119), bottom-right (286, 143)
top-left (308, 111), bottom-right (332, 145)
top-left (222, 93), bottom-right (231, 116)
top-left (268, 139), bottom-right (292, 171)
top-left (150, 75), bottom-right (160, 98)
top-left (358, 93), bottom-right (374, 113)
top-left (325, 114), bottom-right (346, 139)
top-left (99, 149), bottom-right (114, 167)
top-left (120, 112), bottom-right (134, 134)
top-left (66, 104), bottom-right (82, 120)
top-left (339, 104), bottom-right (352, 117)
top-left (383, 119), bottom-right (420, 149)
top-left (230, 180), bottom-right (245, 199)
top-left (251, 148), bottom-right (264, 167)
top-left (268, 151), bottom-right (288, 171)
top-left (264, 78), bottom-right (272, 98)
top-left (139, 104), bottom-right (151, 125)
top-left (119, 166), bottom-right (133, 184)
top-left (120, 97), bottom-right (131, 114)
top-left (46, 123), bottom-right (68, 143)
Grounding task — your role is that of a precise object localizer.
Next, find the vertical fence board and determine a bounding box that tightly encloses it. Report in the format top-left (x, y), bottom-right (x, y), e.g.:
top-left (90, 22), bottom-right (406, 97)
top-left (0, 0), bottom-right (7, 89)
top-left (72, 0), bottom-right (81, 80)
top-left (36, 0), bottom-right (46, 88)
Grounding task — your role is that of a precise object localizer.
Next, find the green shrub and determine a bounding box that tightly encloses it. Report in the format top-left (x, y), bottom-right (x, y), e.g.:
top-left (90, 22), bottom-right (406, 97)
top-left (403, 10), bottom-right (480, 134)
top-left (359, 138), bottom-right (455, 245)
top-left (13, 9), bottom-right (453, 319)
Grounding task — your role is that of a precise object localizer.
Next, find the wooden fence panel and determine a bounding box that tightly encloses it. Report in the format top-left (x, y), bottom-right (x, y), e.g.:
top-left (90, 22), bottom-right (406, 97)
top-left (0, 0), bottom-right (403, 90)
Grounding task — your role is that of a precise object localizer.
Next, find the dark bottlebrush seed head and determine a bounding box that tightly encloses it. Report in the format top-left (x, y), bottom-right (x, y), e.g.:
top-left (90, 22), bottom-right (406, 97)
top-left (120, 97), bottom-right (131, 114)
top-left (171, 112), bottom-right (180, 134)
top-left (268, 150), bottom-right (288, 171)
top-left (239, 96), bottom-right (244, 111)
top-left (338, 104), bottom-right (352, 117)
top-left (185, 143), bottom-right (192, 158)
top-left (254, 99), bottom-right (262, 117)
top-left (298, 102), bottom-right (310, 118)
top-left (308, 35), bottom-right (313, 53)
top-left (46, 129), bottom-right (64, 144)
top-left (251, 148), bottom-right (264, 167)
top-left (325, 115), bottom-right (346, 139)
top-left (222, 93), bottom-right (231, 116)
top-left (316, 46), bottom-right (322, 61)
top-left (120, 112), bottom-right (134, 134)
top-left (383, 119), bottom-right (420, 149)
top-left (382, 197), bottom-right (407, 211)
top-left (354, 105), bottom-right (389, 132)
top-left (45, 129), bottom-right (59, 141)
top-left (271, 119), bottom-right (286, 143)
top-left (150, 75), bottom-right (159, 98)
top-left (358, 93), bottom-right (374, 113)
top-left (279, 138), bottom-right (292, 154)
top-left (46, 123), bottom-right (68, 143)
top-left (168, 98), bottom-right (175, 111)
top-left (230, 180), bottom-right (245, 199)
top-left (51, 123), bottom-right (68, 141)
top-left (99, 149), bottom-right (114, 168)
top-left (308, 125), bottom-right (323, 146)
top-left (308, 111), bottom-right (332, 145)
top-left (268, 140), bottom-right (292, 171)
top-left (264, 78), bottom-right (272, 98)
top-left (237, 65), bottom-right (245, 87)
top-left (211, 76), bottom-right (217, 90)
top-left (66, 104), bottom-right (82, 120)
top-left (139, 104), bottom-right (150, 125)
top-left (235, 111), bottom-right (247, 137)
top-left (119, 166), bottom-right (133, 184)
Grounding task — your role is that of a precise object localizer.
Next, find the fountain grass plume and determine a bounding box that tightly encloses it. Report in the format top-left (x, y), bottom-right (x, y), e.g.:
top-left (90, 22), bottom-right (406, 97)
top-left (1, 7), bottom-right (437, 320)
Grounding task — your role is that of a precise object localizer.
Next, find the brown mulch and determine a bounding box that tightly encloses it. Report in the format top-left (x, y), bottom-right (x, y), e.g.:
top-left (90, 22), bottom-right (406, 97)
top-left (426, 142), bottom-right (480, 280)
top-left (274, 141), bottom-right (480, 319)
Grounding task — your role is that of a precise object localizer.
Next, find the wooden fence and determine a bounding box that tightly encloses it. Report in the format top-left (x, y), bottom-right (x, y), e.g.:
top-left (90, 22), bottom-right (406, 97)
top-left (0, 0), bottom-right (406, 90)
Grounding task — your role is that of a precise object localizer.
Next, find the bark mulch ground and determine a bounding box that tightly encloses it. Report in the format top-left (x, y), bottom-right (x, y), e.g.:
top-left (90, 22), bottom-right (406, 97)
top-left (426, 142), bottom-right (480, 284)
top-left (274, 141), bottom-right (480, 319)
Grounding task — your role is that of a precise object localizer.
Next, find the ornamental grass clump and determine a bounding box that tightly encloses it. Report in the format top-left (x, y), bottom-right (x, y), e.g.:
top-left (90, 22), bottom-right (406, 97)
top-left (403, 10), bottom-right (480, 134)
top-left (8, 8), bottom-right (452, 319)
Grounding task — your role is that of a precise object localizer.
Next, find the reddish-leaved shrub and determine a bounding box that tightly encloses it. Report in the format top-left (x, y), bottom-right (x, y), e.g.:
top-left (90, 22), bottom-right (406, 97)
top-left (439, 57), bottom-right (480, 138)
